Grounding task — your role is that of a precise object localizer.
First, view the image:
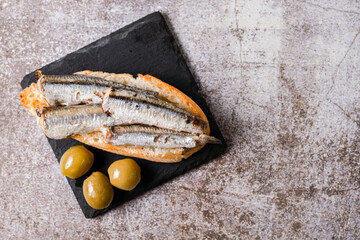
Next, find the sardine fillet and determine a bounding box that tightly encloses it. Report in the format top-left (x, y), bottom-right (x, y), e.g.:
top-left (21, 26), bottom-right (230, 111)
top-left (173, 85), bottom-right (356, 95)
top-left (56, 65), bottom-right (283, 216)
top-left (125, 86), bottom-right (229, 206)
top-left (102, 88), bottom-right (207, 134)
top-left (106, 125), bottom-right (221, 148)
top-left (36, 70), bottom-right (158, 106)
top-left (38, 104), bottom-right (116, 139)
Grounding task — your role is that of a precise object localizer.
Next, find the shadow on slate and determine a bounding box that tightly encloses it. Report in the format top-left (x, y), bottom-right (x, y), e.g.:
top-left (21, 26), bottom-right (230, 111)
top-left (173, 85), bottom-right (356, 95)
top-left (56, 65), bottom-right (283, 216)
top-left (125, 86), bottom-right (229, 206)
top-left (21, 12), bottom-right (227, 218)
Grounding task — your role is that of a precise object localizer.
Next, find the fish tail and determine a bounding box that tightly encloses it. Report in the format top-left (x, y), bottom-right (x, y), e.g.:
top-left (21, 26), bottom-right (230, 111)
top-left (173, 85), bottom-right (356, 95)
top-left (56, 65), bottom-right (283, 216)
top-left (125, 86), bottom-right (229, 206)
top-left (35, 70), bottom-right (46, 91)
top-left (199, 135), bottom-right (222, 145)
top-left (35, 70), bottom-right (43, 81)
top-left (206, 136), bottom-right (222, 144)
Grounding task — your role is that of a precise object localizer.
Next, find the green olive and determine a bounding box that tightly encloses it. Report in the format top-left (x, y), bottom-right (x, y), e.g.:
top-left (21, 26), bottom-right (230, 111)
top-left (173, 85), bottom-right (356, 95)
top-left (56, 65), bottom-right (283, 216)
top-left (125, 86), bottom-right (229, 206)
top-left (60, 145), bottom-right (94, 179)
top-left (83, 172), bottom-right (114, 209)
top-left (108, 159), bottom-right (141, 191)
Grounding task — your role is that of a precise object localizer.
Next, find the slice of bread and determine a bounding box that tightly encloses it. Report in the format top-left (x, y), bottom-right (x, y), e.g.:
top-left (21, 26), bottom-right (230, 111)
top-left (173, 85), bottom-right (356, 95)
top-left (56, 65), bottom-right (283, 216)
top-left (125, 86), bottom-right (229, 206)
top-left (20, 71), bottom-right (210, 163)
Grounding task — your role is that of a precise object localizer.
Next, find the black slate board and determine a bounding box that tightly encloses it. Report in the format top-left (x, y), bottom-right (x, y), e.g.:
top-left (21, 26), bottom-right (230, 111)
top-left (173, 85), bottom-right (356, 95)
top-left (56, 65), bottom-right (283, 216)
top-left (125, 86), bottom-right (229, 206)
top-left (21, 12), bottom-right (226, 218)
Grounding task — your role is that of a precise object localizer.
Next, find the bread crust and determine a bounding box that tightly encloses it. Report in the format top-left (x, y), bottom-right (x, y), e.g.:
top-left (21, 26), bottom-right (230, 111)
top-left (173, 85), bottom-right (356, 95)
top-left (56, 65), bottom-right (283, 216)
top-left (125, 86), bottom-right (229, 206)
top-left (20, 71), bottom-right (210, 163)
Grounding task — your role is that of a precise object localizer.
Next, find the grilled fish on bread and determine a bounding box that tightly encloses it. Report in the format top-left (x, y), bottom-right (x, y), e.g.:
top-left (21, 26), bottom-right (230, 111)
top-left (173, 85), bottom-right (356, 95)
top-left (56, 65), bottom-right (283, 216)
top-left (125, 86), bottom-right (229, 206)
top-left (20, 70), bottom-right (220, 163)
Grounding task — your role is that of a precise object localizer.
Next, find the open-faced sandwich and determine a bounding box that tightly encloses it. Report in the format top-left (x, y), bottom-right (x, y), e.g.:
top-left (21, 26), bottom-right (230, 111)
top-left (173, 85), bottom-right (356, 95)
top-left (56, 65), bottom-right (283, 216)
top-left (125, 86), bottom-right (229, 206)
top-left (20, 70), bottom-right (221, 163)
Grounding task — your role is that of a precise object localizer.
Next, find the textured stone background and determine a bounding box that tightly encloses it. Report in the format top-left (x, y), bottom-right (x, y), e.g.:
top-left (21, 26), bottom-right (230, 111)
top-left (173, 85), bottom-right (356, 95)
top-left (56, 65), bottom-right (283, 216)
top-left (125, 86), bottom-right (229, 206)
top-left (1, 0), bottom-right (359, 239)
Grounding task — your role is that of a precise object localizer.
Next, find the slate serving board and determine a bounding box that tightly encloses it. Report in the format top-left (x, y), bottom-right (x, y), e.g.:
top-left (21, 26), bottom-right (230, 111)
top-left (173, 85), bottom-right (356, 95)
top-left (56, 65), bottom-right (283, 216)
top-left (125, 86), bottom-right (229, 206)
top-left (21, 12), bottom-right (226, 218)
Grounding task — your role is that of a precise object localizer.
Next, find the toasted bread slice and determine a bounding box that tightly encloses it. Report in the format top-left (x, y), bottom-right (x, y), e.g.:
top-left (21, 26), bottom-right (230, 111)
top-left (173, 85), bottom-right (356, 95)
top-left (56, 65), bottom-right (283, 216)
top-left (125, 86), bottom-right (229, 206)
top-left (20, 71), bottom-right (210, 163)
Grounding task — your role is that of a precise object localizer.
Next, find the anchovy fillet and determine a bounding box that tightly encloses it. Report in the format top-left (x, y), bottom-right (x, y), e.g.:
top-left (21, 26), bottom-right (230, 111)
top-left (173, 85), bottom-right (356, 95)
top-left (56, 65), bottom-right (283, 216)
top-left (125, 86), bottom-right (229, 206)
top-left (105, 125), bottom-right (221, 148)
top-left (110, 89), bottom-right (193, 116)
top-left (102, 89), bottom-right (208, 134)
top-left (36, 70), bottom-right (158, 106)
top-left (38, 104), bottom-right (118, 139)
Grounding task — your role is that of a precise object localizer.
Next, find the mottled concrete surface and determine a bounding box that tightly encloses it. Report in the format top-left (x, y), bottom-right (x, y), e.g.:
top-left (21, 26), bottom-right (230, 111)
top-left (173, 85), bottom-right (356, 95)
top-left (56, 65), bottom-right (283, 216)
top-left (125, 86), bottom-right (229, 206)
top-left (1, 0), bottom-right (359, 239)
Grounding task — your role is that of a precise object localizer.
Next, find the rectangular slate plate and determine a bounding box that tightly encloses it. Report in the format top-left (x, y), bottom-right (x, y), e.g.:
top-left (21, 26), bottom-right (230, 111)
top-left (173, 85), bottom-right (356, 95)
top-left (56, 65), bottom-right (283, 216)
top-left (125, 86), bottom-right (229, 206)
top-left (21, 12), bottom-right (226, 218)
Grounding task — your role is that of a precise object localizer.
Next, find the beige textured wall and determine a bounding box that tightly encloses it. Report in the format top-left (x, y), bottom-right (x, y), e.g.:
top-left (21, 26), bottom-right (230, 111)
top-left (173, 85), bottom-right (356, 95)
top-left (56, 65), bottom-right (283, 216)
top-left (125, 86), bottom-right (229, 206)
top-left (1, 0), bottom-right (359, 239)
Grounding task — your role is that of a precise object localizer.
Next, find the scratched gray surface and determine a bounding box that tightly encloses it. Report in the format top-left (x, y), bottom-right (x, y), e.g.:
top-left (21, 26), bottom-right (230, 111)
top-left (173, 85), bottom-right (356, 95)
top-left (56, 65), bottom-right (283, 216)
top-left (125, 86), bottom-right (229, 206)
top-left (1, 0), bottom-right (359, 239)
